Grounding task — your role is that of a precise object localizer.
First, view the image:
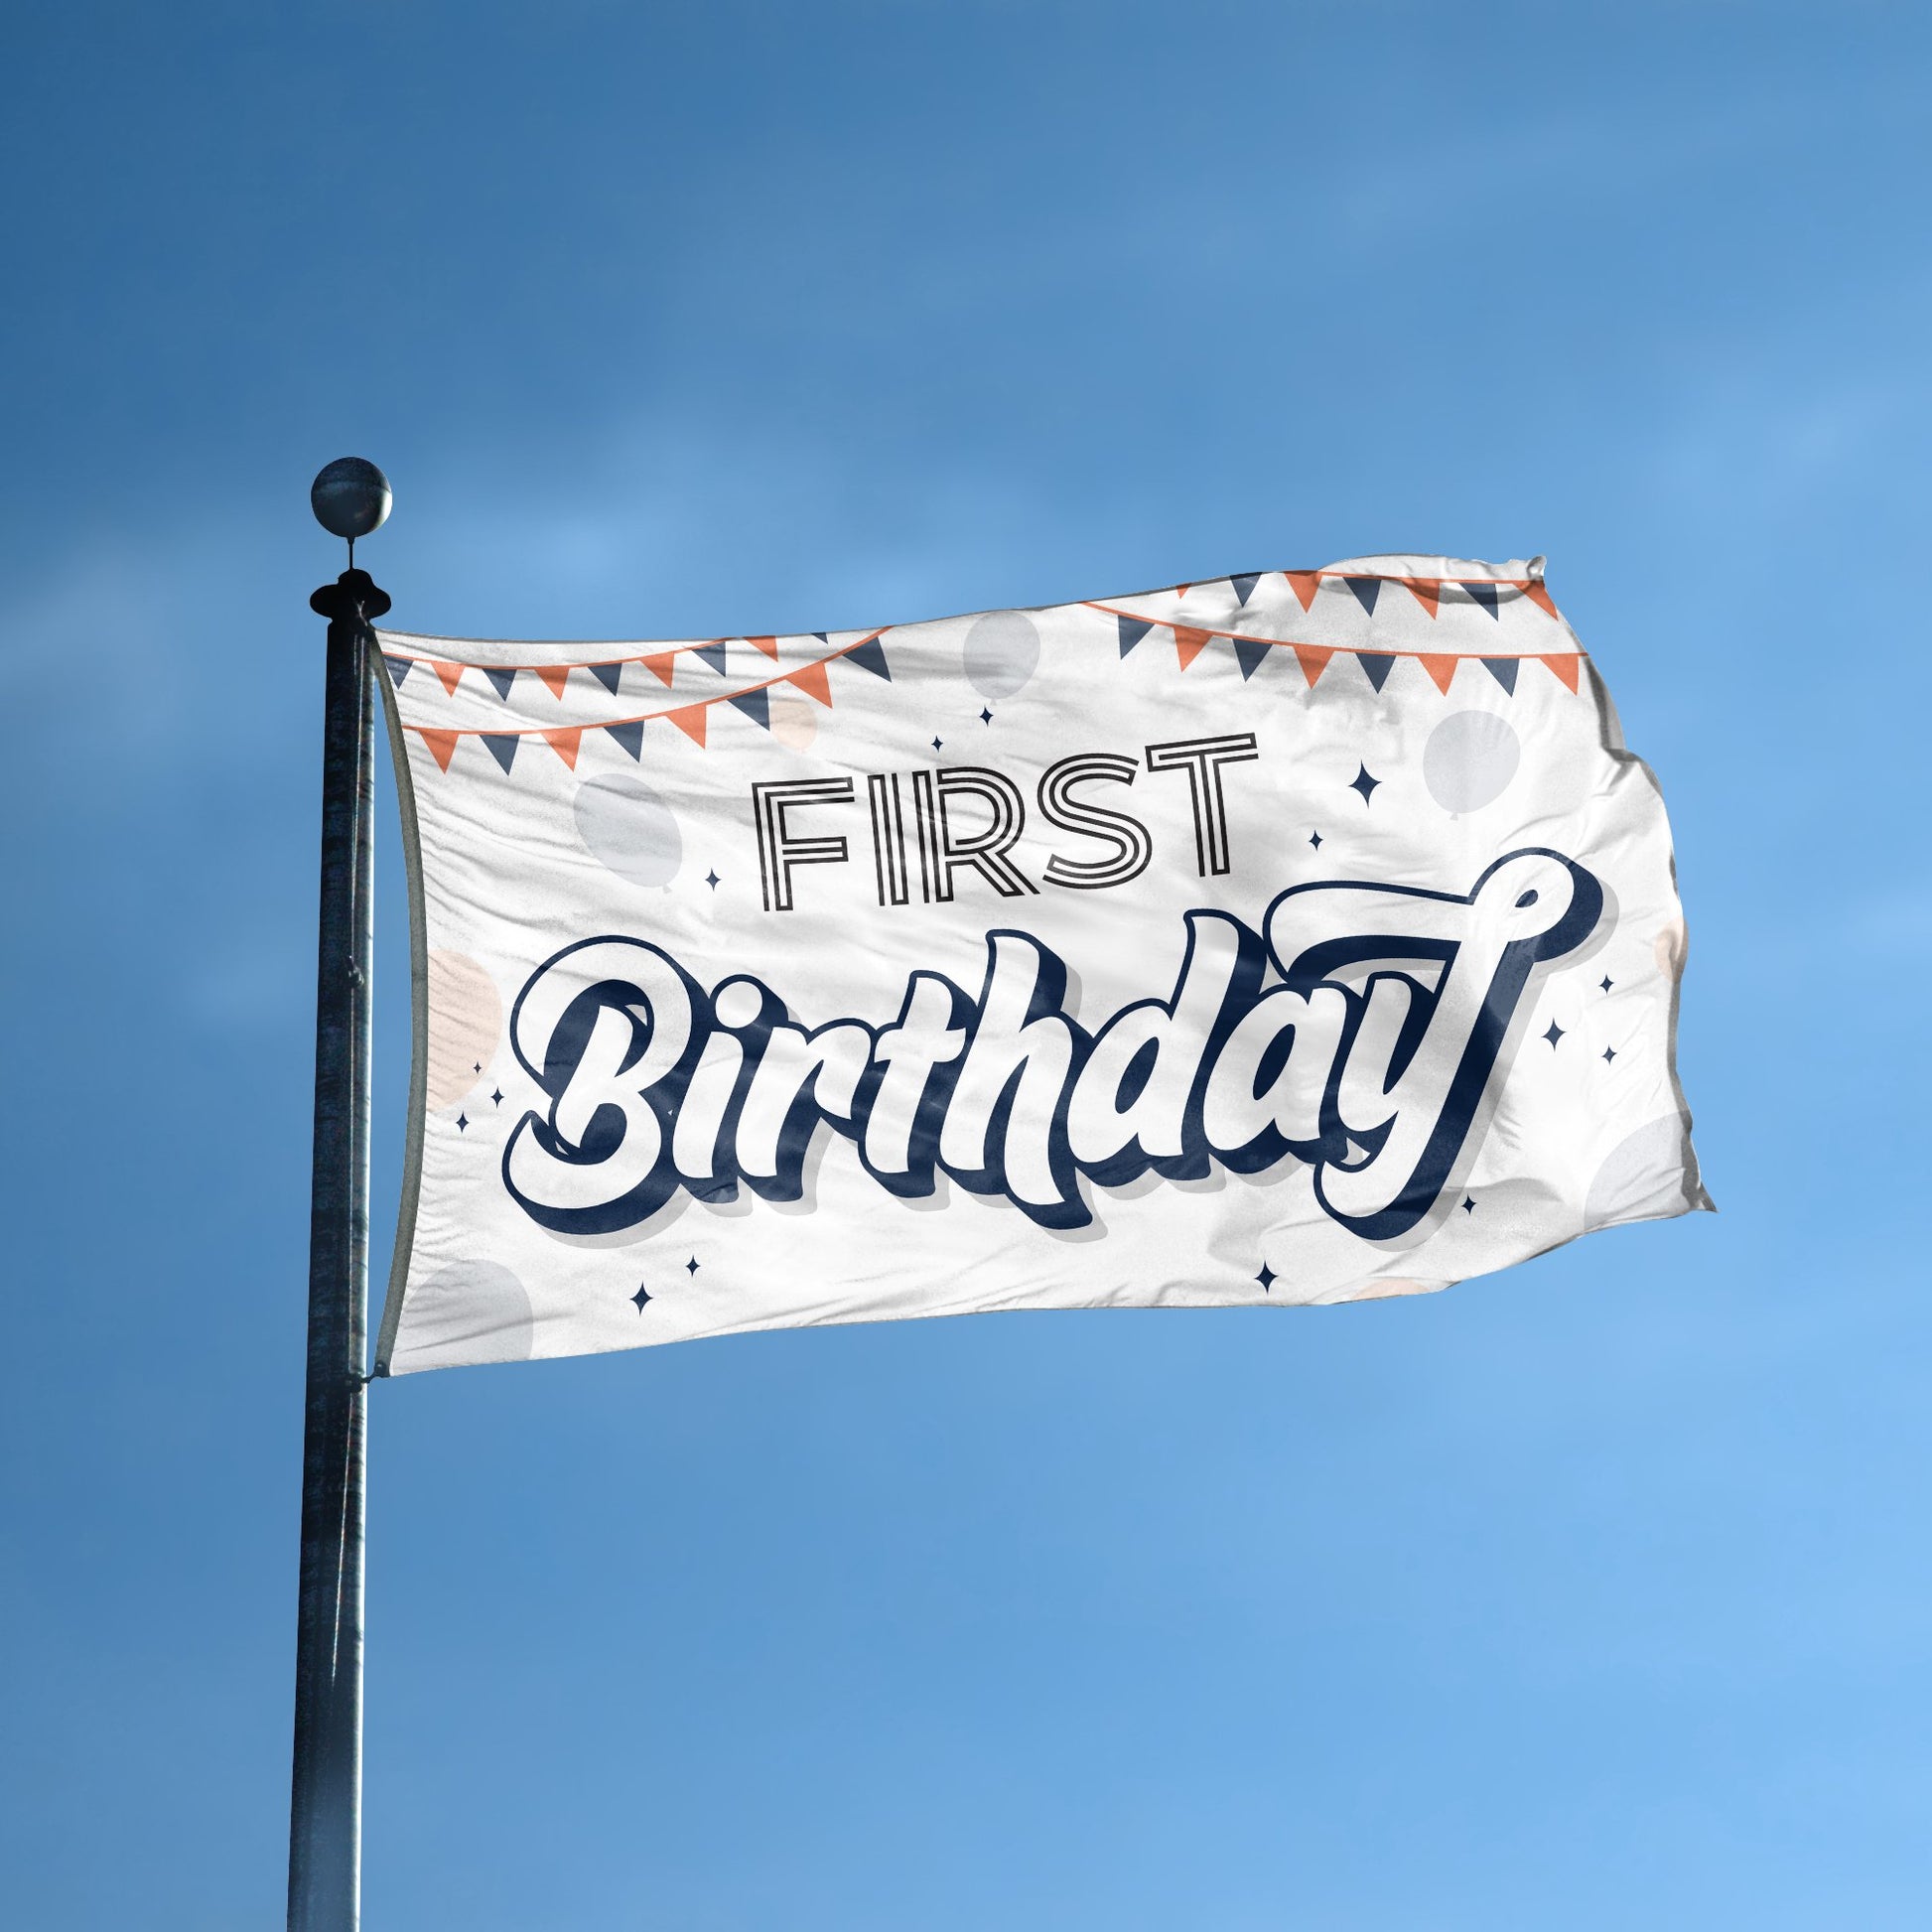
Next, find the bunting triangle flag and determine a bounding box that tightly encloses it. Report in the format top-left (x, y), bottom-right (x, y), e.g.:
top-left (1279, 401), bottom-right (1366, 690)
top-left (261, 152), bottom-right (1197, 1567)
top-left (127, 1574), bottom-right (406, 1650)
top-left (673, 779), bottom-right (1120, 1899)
top-left (1538, 653), bottom-right (1582, 692)
top-left (1292, 641), bottom-right (1334, 687)
top-left (748, 635), bottom-right (780, 659)
top-left (1232, 633), bottom-right (1272, 681)
top-left (1355, 651), bottom-right (1396, 691)
top-left (1117, 615), bottom-right (1156, 657)
top-left (1229, 573), bottom-right (1260, 607)
top-left (416, 728), bottom-right (459, 772)
top-left (668, 704), bottom-right (708, 747)
top-left (787, 660), bottom-right (833, 707)
top-left (694, 640), bottom-right (730, 677)
top-left (1173, 584), bottom-right (1190, 601)
top-left (543, 728), bottom-right (582, 769)
top-left (1462, 581), bottom-right (1501, 619)
top-left (431, 660), bottom-right (465, 696)
top-left (643, 651), bottom-right (677, 688)
top-left (534, 665), bottom-right (571, 699)
top-left (846, 633), bottom-right (892, 680)
top-left (1173, 625), bottom-right (1213, 671)
top-left (1417, 653), bottom-right (1458, 695)
top-left (1404, 579), bottom-right (1442, 619)
top-left (729, 688), bottom-right (771, 731)
top-left (1283, 570), bottom-right (1322, 612)
top-left (382, 654), bottom-right (413, 687)
top-left (483, 666), bottom-right (517, 702)
top-left (1481, 656), bottom-right (1520, 694)
top-left (1344, 577), bottom-right (1381, 618)
top-left (605, 720), bottom-right (644, 760)
top-left (481, 734), bottom-right (519, 774)
top-left (1524, 580), bottom-right (1561, 621)
top-left (590, 662), bottom-right (623, 697)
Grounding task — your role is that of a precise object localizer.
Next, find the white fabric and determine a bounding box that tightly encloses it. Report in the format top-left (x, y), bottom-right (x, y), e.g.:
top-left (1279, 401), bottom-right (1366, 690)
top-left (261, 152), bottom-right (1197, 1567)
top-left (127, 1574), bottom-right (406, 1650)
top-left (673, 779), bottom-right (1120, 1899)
top-left (373, 556), bottom-right (1708, 1375)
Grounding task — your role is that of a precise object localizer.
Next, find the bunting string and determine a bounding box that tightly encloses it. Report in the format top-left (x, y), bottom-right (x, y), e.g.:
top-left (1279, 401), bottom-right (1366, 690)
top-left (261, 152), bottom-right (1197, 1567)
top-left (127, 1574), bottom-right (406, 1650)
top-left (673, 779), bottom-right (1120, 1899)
top-left (379, 629), bottom-right (794, 680)
top-left (1085, 603), bottom-right (1585, 694)
top-left (392, 629), bottom-right (892, 771)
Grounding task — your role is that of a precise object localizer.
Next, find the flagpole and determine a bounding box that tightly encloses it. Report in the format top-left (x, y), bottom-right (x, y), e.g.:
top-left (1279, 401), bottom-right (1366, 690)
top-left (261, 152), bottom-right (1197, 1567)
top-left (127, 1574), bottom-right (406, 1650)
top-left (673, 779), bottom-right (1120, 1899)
top-left (290, 460), bottom-right (391, 1932)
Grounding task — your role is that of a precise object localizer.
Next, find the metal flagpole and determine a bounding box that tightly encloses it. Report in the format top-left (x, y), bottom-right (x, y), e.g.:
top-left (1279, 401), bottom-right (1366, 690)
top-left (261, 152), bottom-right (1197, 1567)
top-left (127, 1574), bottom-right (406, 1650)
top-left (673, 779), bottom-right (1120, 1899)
top-left (290, 459), bottom-right (392, 1932)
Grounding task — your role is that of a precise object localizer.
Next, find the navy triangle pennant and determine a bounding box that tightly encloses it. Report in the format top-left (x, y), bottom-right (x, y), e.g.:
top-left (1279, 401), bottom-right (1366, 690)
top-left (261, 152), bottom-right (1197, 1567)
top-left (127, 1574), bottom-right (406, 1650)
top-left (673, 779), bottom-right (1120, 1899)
top-left (847, 634), bottom-right (892, 680)
top-left (1117, 615), bottom-right (1156, 657)
top-left (1480, 656), bottom-right (1519, 693)
top-left (590, 662), bottom-right (623, 696)
top-left (694, 640), bottom-right (730, 677)
top-left (606, 720), bottom-right (644, 759)
top-left (1233, 634), bottom-right (1272, 681)
top-left (382, 654), bottom-right (413, 687)
top-left (1344, 576), bottom-right (1381, 617)
top-left (1463, 581), bottom-right (1501, 619)
top-left (481, 734), bottom-right (520, 773)
top-left (483, 666), bottom-right (517, 701)
top-left (1355, 651), bottom-right (1396, 691)
top-left (729, 688), bottom-right (771, 731)
top-left (1229, 573), bottom-right (1260, 608)
top-left (812, 631), bottom-right (829, 643)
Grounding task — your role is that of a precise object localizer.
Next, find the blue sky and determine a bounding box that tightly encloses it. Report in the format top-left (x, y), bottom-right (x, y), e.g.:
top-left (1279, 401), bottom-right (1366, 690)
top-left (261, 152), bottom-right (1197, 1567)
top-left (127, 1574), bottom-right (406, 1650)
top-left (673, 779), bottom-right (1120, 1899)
top-left (3, 3), bottom-right (1930, 1925)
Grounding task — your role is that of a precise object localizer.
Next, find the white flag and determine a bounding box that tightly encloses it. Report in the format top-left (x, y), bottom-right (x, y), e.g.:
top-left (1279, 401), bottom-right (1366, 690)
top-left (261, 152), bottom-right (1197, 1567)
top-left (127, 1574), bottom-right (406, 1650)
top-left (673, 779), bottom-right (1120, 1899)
top-left (372, 555), bottom-right (1708, 1375)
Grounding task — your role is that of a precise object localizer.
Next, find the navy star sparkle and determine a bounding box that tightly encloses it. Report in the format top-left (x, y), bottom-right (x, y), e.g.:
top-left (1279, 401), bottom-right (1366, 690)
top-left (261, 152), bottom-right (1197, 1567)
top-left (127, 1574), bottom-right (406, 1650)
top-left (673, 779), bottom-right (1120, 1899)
top-left (1309, 830), bottom-right (1323, 851)
top-left (1349, 763), bottom-right (1379, 804)
top-left (1256, 1264), bottom-right (1277, 1293)
top-left (685, 1256), bottom-right (700, 1276)
top-left (1543, 1021), bottom-right (1566, 1047)
top-left (631, 1284), bottom-right (652, 1311)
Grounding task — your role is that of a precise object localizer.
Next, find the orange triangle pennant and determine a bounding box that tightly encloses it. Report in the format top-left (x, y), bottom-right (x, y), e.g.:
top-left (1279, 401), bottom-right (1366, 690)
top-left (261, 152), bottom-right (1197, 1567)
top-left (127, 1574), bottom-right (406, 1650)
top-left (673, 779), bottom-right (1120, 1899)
top-left (534, 665), bottom-right (570, 699)
top-left (1292, 642), bottom-right (1334, 687)
top-left (668, 704), bottom-right (708, 747)
top-left (1418, 653), bottom-right (1458, 694)
top-left (1173, 624), bottom-right (1213, 670)
top-left (1538, 653), bottom-right (1581, 692)
top-left (787, 660), bottom-right (833, 707)
top-left (643, 651), bottom-right (677, 688)
top-left (417, 729), bottom-right (460, 772)
top-left (1405, 579), bottom-right (1442, 619)
top-left (1173, 583), bottom-right (1191, 601)
top-left (748, 634), bottom-right (780, 659)
top-left (1523, 580), bottom-right (1561, 621)
top-left (431, 660), bottom-right (465, 696)
top-left (1283, 570), bottom-right (1323, 612)
top-left (543, 728), bottom-right (582, 768)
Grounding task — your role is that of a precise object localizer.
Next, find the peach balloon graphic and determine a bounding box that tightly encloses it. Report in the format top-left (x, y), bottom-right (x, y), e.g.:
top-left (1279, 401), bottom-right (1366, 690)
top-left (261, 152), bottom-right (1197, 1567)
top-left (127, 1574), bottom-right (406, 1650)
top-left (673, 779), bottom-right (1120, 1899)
top-left (425, 951), bottom-right (503, 1110)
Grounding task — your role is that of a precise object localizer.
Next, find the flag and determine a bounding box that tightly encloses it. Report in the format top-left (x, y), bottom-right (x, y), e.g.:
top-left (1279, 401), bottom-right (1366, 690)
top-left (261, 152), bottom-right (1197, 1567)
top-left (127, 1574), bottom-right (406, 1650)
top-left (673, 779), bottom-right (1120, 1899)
top-left (371, 554), bottom-right (1707, 1373)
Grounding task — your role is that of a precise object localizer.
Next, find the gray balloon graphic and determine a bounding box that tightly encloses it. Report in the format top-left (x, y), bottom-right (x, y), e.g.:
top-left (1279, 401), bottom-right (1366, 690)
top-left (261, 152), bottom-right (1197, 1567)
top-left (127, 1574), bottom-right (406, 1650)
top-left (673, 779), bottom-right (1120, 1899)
top-left (1423, 710), bottom-right (1522, 813)
top-left (962, 611), bottom-right (1040, 702)
top-left (396, 1259), bottom-right (535, 1369)
top-left (573, 773), bottom-right (684, 889)
top-left (1586, 1117), bottom-right (1696, 1230)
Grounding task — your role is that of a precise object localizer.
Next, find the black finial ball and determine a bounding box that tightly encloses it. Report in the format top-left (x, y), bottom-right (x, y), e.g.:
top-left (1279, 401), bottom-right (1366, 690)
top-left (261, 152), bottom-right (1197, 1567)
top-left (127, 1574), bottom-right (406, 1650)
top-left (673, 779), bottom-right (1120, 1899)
top-left (311, 458), bottom-right (392, 541)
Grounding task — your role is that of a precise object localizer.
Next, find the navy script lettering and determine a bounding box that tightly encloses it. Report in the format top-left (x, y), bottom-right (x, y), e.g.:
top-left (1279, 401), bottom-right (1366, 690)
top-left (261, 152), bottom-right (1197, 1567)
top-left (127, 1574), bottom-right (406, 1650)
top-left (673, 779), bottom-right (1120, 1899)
top-left (502, 850), bottom-right (1604, 1243)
